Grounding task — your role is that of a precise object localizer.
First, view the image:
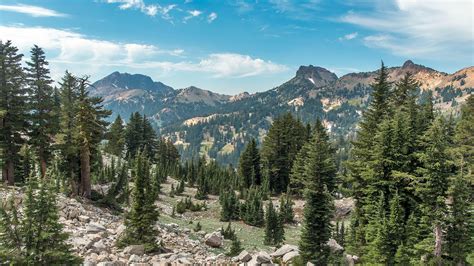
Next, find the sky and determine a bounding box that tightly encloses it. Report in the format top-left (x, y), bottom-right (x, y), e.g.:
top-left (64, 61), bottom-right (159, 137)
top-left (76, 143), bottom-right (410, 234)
top-left (0, 0), bottom-right (473, 95)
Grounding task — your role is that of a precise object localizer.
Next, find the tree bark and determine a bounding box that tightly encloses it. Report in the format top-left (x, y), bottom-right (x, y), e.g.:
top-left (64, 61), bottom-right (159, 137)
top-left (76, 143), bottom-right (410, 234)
top-left (434, 223), bottom-right (443, 263)
top-left (39, 153), bottom-right (47, 178)
top-left (80, 145), bottom-right (91, 198)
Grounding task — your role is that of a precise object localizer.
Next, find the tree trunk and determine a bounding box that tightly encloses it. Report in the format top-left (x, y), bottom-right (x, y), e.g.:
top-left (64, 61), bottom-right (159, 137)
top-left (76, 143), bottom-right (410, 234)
top-left (2, 165), bottom-right (7, 184)
top-left (39, 154), bottom-right (47, 179)
top-left (6, 160), bottom-right (14, 185)
top-left (80, 145), bottom-right (91, 198)
top-left (434, 223), bottom-right (443, 263)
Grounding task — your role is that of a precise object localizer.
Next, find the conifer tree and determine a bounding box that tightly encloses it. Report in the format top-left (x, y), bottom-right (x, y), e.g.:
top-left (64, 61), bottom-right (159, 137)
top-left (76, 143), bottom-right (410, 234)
top-left (25, 45), bottom-right (55, 178)
top-left (261, 113), bottom-right (306, 194)
top-left (415, 117), bottom-right (453, 262)
top-left (220, 188), bottom-right (240, 221)
top-left (75, 77), bottom-right (110, 198)
top-left (278, 193), bottom-right (294, 224)
top-left (238, 138), bottom-right (261, 188)
top-left (264, 201), bottom-right (284, 246)
top-left (0, 41), bottom-right (28, 185)
top-left (299, 120), bottom-right (336, 264)
top-left (118, 151), bottom-right (160, 252)
top-left (105, 115), bottom-right (125, 157)
top-left (228, 237), bottom-right (243, 256)
top-left (240, 186), bottom-right (265, 227)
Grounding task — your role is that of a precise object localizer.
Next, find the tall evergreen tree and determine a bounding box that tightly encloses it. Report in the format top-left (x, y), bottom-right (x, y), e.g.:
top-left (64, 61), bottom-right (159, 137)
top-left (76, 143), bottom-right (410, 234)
top-left (0, 41), bottom-right (28, 185)
top-left (261, 113), bottom-right (306, 194)
top-left (118, 151), bottom-right (160, 252)
top-left (105, 115), bottom-right (125, 157)
top-left (25, 45), bottom-right (55, 177)
top-left (299, 120), bottom-right (336, 264)
top-left (238, 138), bottom-right (261, 188)
top-left (75, 77), bottom-right (110, 198)
top-left (264, 201), bottom-right (284, 246)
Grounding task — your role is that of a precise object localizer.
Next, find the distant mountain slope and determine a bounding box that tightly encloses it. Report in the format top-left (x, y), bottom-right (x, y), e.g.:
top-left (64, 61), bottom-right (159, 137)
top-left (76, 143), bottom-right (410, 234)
top-left (91, 61), bottom-right (474, 165)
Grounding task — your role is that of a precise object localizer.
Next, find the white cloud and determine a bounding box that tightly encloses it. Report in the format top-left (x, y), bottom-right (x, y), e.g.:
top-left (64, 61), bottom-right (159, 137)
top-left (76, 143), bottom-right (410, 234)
top-left (339, 32), bottom-right (358, 41)
top-left (207, 12), bottom-right (218, 23)
top-left (340, 0), bottom-right (473, 59)
top-left (0, 26), bottom-right (286, 80)
top-left (105, 0), bottom-right (175, 19)
top-left (0, 4), bottom-right (67, 17)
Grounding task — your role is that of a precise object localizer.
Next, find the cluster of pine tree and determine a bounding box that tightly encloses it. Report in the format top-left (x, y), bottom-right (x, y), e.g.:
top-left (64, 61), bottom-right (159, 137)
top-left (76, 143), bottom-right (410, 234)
top-left (346, 63), bottom-right (473, 264)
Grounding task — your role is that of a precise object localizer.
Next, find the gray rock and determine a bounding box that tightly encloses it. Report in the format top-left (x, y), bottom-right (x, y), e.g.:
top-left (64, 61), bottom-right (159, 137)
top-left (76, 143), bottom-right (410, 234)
top-left (130, 264), bottom-right (150, 266)
top-left (270, 244), bottom-right (299, 257)
top-left (87, 222), bottom-right (106, 233)
top-left (79, 215), bottom-right (91, 223)
top-left (97, 262), bottom-right (126, 266)
top-left (128, 254), bottom-right (140, 263)
top-left (204, 232), bottom-right (223, 248)
top-left (255, 251), bottom-right (272, 263)
top-left (327, 238), bottom-right (344, 252)
top-left (124, 245), bottom-right (145, 256)
top-left (233, 250), bottom-right (252, 263)
top-left (282, 251), bottom-right (299, 263)
top-left (83, 260), bottom-right (97, 266)
top-left (92, 241), bottom-right (107, 253)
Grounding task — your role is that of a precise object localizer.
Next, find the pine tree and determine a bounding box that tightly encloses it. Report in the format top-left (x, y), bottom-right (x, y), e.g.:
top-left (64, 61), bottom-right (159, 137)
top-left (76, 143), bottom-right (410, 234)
top-left (289, 143), bottom-right (309, 196)
top-left (219, 188), bottom-right (240, 221)
top-left (299, 119), bottom-right (336, 264)
top-left (25, 45), bottom-right (55, 178)
top-left (241, 186), bottom-right (265, 227)
top-left (75, 77), bottom-right (110, 198)
top-left (105, 115), bottom-right (125, 157)
top-left (118, 151), bottom-right (160, 252)
top-left (228, 237), bottom-right (243, 256)
top-left (261, 113), bottom-right (306, 194)
top-left (238, 138), bottom-right (261, 188)
top-left (264, 201), bottom-right (284, 246)
top-left (415, 117), bottom-right (453, 262)
top-left (0, 176), bottom-right (81, 264)
top-left (278, 193), bottom-right (294, 224)
top-left (0, 41), bottom-right (28, 185)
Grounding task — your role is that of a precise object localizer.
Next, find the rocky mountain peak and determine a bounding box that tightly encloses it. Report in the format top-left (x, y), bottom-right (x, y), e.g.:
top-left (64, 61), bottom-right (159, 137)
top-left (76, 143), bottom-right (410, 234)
top-left (402, 60), bottom-right (415, 68)
top-left (294, 65), bottom-right (338, 87)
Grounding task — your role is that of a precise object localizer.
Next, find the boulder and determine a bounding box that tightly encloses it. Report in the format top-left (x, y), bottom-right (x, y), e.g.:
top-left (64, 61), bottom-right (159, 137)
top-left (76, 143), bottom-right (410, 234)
top-left (124, 245), bottom-right (145, 256)
top-left (282, 251), bottom-right (300, 263)
top-left (92, 241), bottom-right (107, 253)
top-left (87, 222), bottom-right (106, 234)
top-left (327, 238), bottom-right (344, 252)
top-left (255, 251), bottom-right (272, 263)
top-left (128, 254), bottom-right (140, 263)
top-left (79, 215), bottom-right (91, 223)
top-left (233, 250), bottom-right (252, 263)
top-left (270, 244), bottom-right (299, 257)
top-left (204, 232), bottom-right (223, 248)
top-left (97, 262), bottom-right (126, 266)
top-left (345, 254), bottom-right (360, 265)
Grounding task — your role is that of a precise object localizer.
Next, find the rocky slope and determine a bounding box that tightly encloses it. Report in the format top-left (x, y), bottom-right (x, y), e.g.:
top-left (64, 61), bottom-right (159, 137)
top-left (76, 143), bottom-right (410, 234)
top-left (90, 61), bottom-right (473, 165)
top-left (0, 177), bottom-right (355, 265)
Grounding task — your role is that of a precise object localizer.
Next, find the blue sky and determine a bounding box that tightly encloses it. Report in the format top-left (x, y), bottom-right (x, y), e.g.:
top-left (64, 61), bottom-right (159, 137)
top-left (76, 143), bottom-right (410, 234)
top-left (0, 0), bottom-right (473, 94)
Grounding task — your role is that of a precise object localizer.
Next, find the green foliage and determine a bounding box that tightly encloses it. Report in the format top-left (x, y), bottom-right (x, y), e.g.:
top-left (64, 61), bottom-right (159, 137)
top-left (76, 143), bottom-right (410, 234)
top-left (105, 115), bottom-right (125, 157)
top-left (240, 186), bottom-right (265, 227)
top-left (222, 222), bottom-right (236, 240)
top-left (264, 201), bottom-right (284, 246)
top-left (228, 237), bottom-right (243, 256)
top-left (299, 119), bottom-right (336, 265)
top-left (278, 193), bottom-right (294, 224)
top-left (219, 189), bottom-right (240, 221)
top-left (176, 197), bottom-right (206, 214)
top-left (261, 113), bottom-right (306, 194)
top-left (194, 221), bottom-right (202, 232)
top-left (238, 138), bottom-right (262, 188)
top-left (0, 176), bottom-right (81, 264)
top-left (117, 151), bottom-right (160, 253)
top-left (124, 112), bottom-right (158, 159)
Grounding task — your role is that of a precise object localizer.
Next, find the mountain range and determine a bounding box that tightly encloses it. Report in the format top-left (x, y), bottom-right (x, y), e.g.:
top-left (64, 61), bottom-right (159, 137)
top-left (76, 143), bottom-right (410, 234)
top-left (90, 61), bottom-right (474, 165)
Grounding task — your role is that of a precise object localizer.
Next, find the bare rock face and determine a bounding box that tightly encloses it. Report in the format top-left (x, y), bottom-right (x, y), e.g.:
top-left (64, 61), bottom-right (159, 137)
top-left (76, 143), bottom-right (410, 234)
top-left (204, 231), bottom-right (223, 248)
top-left (327, 238), bottom-right (344, 252)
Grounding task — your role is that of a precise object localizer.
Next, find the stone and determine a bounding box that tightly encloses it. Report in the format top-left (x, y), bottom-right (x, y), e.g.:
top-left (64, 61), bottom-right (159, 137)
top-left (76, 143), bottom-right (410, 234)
top-left (345, 254), bottom-right (360, 266)
top-left (92, 241), bottom-right (107, 253)
top-left (270, 244), bottom-right (299, 257)
top-left (129, 254), bottom-right (141, 263)
top-left (233, 250), bottom-right (252, 263)
top-left (204, 232), bottom-right (223, 248)
top-left (255, 251), bottom-right (272, 263)
top-left (87, 222), bottom-right (106, 233)
top-left (130, 264), bottom-right (150, 266)
top-left (327, 238), bottom-right (344, 252)
top-left (124, 245), bottom-right (145, 256)
top-left (67, 208), bottom-right (81, 220)
top-left (282, 251), bottom-right (299, 263)
top-left (79, 215), bottom-right (91, 223)
top-left (83, 260), bottom-right (97, 266)
top-left (97, 262), bottom-right (126, 266)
